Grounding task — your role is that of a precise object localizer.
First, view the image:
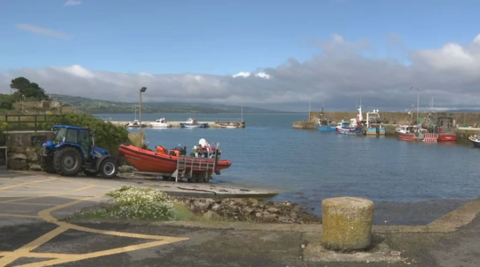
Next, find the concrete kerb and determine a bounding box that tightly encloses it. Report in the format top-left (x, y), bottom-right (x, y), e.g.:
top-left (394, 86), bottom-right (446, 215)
top-left (69, 195), bottom-right (480, 234)
top-left (9, 171), bottom-right (480, 234)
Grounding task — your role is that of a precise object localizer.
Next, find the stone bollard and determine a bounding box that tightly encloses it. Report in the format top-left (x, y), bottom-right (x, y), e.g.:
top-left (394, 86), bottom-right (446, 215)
top-left (321, 197), bottom-right (374, 251)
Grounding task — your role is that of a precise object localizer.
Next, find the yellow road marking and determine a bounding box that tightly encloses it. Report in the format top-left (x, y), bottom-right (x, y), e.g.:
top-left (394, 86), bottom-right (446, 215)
top-left (0, 185), bottom-right (95, 204)
top-left (3, 203), bottom-right (53, 207)
top-left (7, 239), bottom-right (188, 267)
top-left (0, 252), bottom-right (71, 259)
top-left (0, 178), bottom-right (189, 267)
top-left (57, 178), bottom-right (115, 189)
top-left (0, 214), bottom-right (41, 219)
top-left (0, 178), bottom-right (57, 191)
top-left (22, 185), bottom-right (79, 190)
top-left (0, 227), bottom-right (69, 266)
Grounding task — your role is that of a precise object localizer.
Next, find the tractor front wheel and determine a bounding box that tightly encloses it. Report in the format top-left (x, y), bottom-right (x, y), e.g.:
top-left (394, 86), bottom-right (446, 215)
top-left (53, 147), bottom-right (83, 176)
top-left (40, 155), bottom-right (56, 174)
top-left (99, 158), bottom-right (118, 178)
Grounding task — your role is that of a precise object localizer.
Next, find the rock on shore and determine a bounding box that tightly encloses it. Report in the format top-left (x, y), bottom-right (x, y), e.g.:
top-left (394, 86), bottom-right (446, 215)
top-left (172, 197), bottom-right (321, 224)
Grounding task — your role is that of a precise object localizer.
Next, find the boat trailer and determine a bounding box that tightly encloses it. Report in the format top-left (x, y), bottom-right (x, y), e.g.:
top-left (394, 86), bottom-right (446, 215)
top-left (132, 153), bottom-right (220, 183)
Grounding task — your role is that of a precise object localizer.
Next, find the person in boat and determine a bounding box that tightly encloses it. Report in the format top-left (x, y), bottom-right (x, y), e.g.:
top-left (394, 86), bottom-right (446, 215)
top-left (192, 145), bottom-right (199, 157)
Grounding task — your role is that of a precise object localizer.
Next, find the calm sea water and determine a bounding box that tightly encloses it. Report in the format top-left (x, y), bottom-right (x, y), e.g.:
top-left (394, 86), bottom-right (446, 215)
top-left (96, 113), bottom-right (480, 219)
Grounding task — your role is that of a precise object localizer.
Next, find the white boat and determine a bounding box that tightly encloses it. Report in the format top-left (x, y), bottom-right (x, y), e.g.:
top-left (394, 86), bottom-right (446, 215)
top-left (125, 120), bottom-right (147, 128)
top-left (125, 105), bottom-right (147, 128)
top-left (149, 118), bottom-right (171, 128)
top-left (219, 122), bottom-right (240, 129)
top-left (180, 118), bottom-right (208, 128)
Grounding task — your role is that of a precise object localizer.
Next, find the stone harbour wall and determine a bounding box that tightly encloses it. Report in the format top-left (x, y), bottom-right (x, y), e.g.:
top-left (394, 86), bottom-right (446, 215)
top-left (309, 111), bottom-right (480, 126)
top-left (293, 121), bottom-right (316, 130)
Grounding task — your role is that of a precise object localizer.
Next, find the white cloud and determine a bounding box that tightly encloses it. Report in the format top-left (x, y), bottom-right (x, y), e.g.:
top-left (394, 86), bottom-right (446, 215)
top-left (232, 72), bottom-right (271, 79)
top-left (474, 34), bottom-right (480, 45)
top-left (3, 33), bottom-right (480, 111)
top-left (53, 65), bottom-right (95, 79)
top-left (15, 24), bottom-right (70, 39)
top-left (64, 0), bottom-right (82, 6)
top-left (232, 72), bottom-right (251, 78)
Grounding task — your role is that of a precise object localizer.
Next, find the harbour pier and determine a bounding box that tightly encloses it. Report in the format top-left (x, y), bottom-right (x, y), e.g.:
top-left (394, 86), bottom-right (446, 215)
top-left (293, 111), bottom-right (480, 142)
top-left (108, 120), bottom-right (246, 128)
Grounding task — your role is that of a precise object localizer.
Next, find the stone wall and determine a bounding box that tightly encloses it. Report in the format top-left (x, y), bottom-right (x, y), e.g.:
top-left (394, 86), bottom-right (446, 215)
top-left (293, 121), bottom-right (316, 130)
top-left (6, 131), bottom-right (53, 171)
top-left (6, 131), bottom-right (53, 147)
top-left (8, 146), bottom-right (41, 171)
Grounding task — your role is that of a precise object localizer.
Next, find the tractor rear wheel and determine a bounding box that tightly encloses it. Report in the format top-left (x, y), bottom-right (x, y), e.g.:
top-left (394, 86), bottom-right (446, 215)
top-left (99, 158), bottom-right (118, 178)
top-left (53, 147), bottom-right (83, 176)
top-left (40, 156), bottom-right (56, 174)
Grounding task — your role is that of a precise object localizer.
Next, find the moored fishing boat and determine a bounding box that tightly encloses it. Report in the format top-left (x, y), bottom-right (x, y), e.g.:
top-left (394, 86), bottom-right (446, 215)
top-left (396, 125), bottom-right (438, 142)
top-left (316, 118), bottom-right (336, 132)
top-left (336, 106), bottom-right (363, 135)
top-left (180, 118), bottom-right (209, 128)
top-left (219, 123), bottom-right (240, 129)
top-left (335, 120), bottom-right (351, 131)
top-left (435, 116), bottom-right (457, 141)
top-left (125, 120), bottom-right (147, 128)
top-left (337, 127), bottom-right (363, 135)
top-left (468, 135), bottom-right (480, 148)
top-left (149, 118), bottom-right (171, 128)
top-left (364, 109), bottom-right (386, 135)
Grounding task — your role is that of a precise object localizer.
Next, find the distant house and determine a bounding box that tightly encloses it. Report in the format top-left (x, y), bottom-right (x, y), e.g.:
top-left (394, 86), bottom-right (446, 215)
top-left (13, 100), bottom-right (77, 113)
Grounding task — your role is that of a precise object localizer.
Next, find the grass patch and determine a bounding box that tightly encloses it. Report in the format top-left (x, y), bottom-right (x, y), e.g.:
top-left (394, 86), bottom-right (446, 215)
top-left (173, 203), bottom-right (233, 222)
top-left (73, 185), bottom-right (233, 222)
top-left (75, 185), bottom-right (176, 221)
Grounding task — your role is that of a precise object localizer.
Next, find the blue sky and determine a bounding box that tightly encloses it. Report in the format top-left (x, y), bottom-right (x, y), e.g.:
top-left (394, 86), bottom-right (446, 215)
top-left (1, 0), bottom-right (480, 111)
top-left (1, 0), bottom-right (479, 75)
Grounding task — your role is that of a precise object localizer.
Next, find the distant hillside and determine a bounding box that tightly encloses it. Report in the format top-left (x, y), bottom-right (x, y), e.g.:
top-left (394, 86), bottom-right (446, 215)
top-left (443, 109), bottom-right (480, 113)
top-left (49, 94), bottom-right (282, 114)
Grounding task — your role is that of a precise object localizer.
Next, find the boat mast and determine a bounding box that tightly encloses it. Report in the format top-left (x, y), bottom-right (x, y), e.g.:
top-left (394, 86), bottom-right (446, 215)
top-left (134, 105), bottom-right (137, 120)
top-left (241, 105), bottom-right (243, 122)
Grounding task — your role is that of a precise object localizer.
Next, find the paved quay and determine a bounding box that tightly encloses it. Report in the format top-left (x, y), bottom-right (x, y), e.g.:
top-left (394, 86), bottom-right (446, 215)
top-left (1, 171), bottom-right (480, 266)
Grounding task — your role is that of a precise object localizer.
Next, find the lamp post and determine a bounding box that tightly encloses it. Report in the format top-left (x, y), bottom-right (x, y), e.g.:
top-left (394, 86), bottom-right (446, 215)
top-left (21, 95), bottom-right (25, 113)
top-left (139, 87), bottom-right (147, 147)
top-left (305, 95), bottom-right (311, 122)
top-left (411, 86), bottom-right (419, 122)
top-left (308, 96), bottom-right (311, 121)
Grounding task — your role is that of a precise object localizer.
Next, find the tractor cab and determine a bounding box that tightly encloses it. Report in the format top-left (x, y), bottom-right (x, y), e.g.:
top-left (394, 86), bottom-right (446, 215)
top-left (50, 126), bottom-right (92, 156)
top-left (40, 125), bottom-right (117, 178)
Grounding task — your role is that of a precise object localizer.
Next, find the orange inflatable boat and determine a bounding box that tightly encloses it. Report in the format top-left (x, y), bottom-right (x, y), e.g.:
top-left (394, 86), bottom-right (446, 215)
top-left (119, 144), bottom-right (231, 175)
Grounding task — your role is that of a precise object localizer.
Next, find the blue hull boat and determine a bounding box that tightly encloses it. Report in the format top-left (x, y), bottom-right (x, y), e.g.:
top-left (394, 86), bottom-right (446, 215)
top-left (317, 125), bottom-right (336, 132)
top-left (365, 127), bottom-right (386, 135)
top-left (337, 127), bottom-right (363, 135)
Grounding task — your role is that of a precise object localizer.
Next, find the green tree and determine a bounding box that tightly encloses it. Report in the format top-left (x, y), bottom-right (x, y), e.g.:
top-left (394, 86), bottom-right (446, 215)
top-left (0, 94), bottom-right (14, 110)
top-left (10, 77), bottom-right (49, 101)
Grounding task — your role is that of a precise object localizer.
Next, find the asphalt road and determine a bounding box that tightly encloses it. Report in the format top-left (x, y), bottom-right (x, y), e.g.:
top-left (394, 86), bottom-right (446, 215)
top-left (1, 171), bottom-right (480, 267)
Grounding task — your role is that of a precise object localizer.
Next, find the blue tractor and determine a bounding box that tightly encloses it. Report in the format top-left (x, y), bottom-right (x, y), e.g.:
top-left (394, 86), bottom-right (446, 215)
top-left (39, 125), bottom-right (118, 178)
